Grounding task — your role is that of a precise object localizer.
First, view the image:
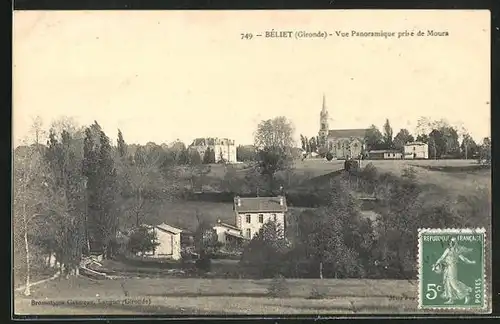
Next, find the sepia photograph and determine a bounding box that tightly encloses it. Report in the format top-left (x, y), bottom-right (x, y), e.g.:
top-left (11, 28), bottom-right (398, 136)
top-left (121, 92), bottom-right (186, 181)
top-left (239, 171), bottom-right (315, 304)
top-left (12, 10), bottom-right (491, 316)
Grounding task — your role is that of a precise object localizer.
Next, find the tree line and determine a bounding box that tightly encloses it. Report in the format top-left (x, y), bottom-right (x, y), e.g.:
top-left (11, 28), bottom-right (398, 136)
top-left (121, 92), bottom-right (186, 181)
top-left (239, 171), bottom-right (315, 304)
top-left (300, 117), bottom-right (491, 161)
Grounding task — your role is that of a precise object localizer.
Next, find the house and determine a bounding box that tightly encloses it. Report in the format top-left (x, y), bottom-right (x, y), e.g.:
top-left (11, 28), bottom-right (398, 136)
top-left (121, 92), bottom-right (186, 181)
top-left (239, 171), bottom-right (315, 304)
top-left (143, 223), bottom-right (184, 260)
top-left (318, 94), bottom-right (367, 159)
top-left (213, 219), bottom-right (247, 246)
top-left (233, 196), bottom-right (287, 240)
top-left (404, 142), bottom-right (429, 159)
top-left (368, 150), bottom-right (403, 160)
top-left (189, 137), bottom-right (237, 163)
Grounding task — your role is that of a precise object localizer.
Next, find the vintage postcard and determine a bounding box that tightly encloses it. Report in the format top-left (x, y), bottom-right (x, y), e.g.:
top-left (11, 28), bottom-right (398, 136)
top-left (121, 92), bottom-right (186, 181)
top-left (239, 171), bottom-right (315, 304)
top-left (12, 10), bottom-right (491, 316)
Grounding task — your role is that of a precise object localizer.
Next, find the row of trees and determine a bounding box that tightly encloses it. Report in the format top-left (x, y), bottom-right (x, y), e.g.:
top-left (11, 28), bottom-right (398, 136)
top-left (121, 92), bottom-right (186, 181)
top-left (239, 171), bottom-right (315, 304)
top-left (14, 117), bottom-right (200, 294)
top-left (301, 117), bottom-right (489, 161)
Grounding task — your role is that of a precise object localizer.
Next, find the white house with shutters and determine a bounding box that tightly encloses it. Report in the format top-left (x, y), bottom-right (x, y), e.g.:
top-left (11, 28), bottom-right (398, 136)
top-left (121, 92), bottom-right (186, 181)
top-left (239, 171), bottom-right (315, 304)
top-left (212, 196), bottom-right (288, 243)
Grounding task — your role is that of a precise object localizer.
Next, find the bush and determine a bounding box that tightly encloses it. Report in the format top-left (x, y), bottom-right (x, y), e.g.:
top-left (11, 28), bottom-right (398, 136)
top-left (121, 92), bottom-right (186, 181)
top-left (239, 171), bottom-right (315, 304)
top-left (127, 226), bottom-right (160, 255)
top-left (195, 255), bottom-right (212, 272)
top-left (266, 274), bottom-right (290, 298)
top-left (325, 152), bottom-right (333, 161)
top-left (307, 286), bottom-right (328, 299)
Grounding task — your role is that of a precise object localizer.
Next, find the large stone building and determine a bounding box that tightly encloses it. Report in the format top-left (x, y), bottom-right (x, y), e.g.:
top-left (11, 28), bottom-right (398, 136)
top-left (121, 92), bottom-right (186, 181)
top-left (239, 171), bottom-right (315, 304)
top-left (189, 137), bottom-right (237, 163)
top-left (318, 95), bottom-right (368, 160)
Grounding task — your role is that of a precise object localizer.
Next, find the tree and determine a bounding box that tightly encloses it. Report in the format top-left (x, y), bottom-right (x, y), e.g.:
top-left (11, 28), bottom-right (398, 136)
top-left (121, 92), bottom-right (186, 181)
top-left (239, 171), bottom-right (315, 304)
top-left (393, 129), bottom-right (414, 150)
top-left (193, 217), bottom-right (221, 271)
top-left (123, 144), bottom-right (167, 227)
top-left (13, 143), bottom-right (53, 295)
top-left (300, 135), bottom-right (307, 152)
top-left (295, 179), bottom-right (368, 279)
top-left (127, 226), bottom-right (160, 255)
top-left (256, 146), bottom-right (293, 193)
top-left (254, 116), bottom-right (296, 150)
top-left (309, 137), bottom-right (317, 153)
top-left (382, 119), bottom-right (394, 149)
top-left (83, 122), bottom-right (118, 258)
top-left (478, 137), bottom-right (491, 165)
top-left (44, 129), bottom-right (87, 277)
top-left (202, 148), bottom-right (215, 164)
top-left (236, 145), bottom-right (257, 162)
top-left (415, 134), bottom-right (428, 144)
top-left (364, 125), bottom-right (384, 151)
top-left (29, 116), bottom-right (47, 145)
top-left (460, 134), bottom-right (477, 160)
top-left (254, 117), bottom-right (295, 192)
top-left (241, 220), bottom-right (288, 278)
top-left (117, 129), bottom-right (127, 158)
top-left (428, 129), bottom-right (446, 159)
top-left (440, 126), bottom-right (461, 158)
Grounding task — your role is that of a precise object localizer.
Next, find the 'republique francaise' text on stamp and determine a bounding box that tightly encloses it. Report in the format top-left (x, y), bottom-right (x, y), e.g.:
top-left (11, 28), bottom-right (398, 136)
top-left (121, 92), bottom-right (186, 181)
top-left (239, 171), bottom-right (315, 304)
top-left (418, 228), bottom-right (486, 310)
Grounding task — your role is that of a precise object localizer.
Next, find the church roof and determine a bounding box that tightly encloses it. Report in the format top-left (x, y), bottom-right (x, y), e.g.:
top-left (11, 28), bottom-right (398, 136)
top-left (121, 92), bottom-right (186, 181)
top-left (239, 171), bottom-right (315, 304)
top-left (328, 129), bottom-right (368, 138)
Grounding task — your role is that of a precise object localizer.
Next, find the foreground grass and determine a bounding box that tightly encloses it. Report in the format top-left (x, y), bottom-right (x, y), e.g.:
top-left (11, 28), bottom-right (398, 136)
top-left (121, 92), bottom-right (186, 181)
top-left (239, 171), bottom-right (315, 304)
top-left (15, 276), bottom-right (490, 315)
top-left (15, 276), bottom-right (419, 315)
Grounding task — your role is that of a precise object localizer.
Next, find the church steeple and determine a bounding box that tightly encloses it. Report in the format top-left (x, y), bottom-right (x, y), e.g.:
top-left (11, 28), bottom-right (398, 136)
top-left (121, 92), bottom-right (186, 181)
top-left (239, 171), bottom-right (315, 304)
top-left (319, 94), bottom-right (329, 148)
top-left (321, 93), bottom-right (327, 114)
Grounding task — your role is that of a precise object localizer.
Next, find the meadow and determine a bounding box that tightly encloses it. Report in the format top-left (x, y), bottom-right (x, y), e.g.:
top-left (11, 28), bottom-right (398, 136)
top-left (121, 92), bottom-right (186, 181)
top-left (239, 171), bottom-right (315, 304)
top-left (15, 276), bottom-right (491, 315)
top-left (15, 276), bottom-right (420, 315)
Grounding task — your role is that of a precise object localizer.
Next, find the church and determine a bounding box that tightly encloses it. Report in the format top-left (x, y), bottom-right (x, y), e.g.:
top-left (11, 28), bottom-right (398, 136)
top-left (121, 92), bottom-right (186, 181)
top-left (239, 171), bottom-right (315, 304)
top-left (318, 95), bottom-right (368, 160)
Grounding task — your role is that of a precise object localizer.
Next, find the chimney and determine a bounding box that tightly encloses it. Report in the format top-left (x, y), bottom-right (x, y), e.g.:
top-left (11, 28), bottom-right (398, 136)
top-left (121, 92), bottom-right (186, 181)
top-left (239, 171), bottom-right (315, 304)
top-left (235, 196), bottom-right (241, 207)
top-left (279, 196), bottom-right (284, 206)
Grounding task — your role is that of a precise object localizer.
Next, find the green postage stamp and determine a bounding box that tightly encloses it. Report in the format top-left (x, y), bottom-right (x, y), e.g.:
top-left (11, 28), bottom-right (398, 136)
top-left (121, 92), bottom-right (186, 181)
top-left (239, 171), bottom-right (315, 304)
top-left (418, 228), bottom-right (487, 310)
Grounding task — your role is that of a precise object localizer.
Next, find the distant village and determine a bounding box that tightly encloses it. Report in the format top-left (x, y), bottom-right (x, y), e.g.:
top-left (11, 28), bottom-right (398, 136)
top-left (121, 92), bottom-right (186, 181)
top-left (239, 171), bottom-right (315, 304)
top-left (130, 95), bottom-right (464, 263)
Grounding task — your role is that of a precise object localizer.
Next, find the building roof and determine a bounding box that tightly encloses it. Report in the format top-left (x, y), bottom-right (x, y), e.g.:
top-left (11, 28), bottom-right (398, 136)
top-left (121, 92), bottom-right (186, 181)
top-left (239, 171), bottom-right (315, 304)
top-left (369, 150), bottom-right (402, 154)
top-left (405, 141), bottom-right (427, 146)
top-left (328, 129), bottom-right (368, 139)
top-left (214, 220), bottom-right (240, 231)
top-left (155, 223), bottom-right (184, 234)
top-left (234, 196), bottom-right (287, 213)
top-left (225, 231), bottom-right (248, 240)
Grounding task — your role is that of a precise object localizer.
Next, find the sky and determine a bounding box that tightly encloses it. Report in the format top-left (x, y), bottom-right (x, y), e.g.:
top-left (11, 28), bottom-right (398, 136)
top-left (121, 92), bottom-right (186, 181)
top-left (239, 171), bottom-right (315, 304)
top-left (13, 10), bottom-right (491, 147)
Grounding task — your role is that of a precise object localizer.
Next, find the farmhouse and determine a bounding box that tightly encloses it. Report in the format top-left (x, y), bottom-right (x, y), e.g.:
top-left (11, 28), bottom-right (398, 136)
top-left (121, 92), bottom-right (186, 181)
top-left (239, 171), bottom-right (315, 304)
top-left (368, 150), bottom-right (403, 160)
top-left (189, 137), bottom-right (237, 163)
top-left (318, 95), bottom-right (367, 159)
top-left (233, 196), bottom-right (287, 239)
top-left (404, 142), bottom-right (429, 159)
top-left (142, 223), bottom-right (184, 260)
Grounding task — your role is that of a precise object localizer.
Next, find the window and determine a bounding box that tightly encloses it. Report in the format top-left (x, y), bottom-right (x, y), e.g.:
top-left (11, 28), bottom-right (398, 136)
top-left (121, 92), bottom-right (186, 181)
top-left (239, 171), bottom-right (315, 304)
top-left (354, 143), bottom-right (358, 148)
top-left (258, 214), bottom-right (263, 223)
top-left (413, 147), bottom-right (416, 151)
top-left (246, 214), bottom-right (251, 223)
top-left (246, 229), bottom-right (251, 238)
top-left (272, 214), bottom-right (277, 221)
top-left (337, 143), bottom-right (341, 149)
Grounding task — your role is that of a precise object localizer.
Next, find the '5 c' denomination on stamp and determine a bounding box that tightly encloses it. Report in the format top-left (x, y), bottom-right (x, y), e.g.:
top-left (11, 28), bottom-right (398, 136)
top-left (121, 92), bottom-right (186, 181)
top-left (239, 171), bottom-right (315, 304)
top-left (418, 228), bottom-right (487, 310)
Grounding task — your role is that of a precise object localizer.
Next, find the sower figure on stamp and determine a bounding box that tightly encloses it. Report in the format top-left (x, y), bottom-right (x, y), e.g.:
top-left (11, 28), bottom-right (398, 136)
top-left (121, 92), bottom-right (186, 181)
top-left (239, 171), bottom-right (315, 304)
top-left (432, 237), bottom-right (476, 304)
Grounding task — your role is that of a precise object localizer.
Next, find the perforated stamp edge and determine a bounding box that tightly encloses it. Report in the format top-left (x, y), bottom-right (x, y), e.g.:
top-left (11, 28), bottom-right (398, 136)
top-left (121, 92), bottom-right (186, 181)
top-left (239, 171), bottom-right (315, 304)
top-left (417, 228), bottom-right (488, 312)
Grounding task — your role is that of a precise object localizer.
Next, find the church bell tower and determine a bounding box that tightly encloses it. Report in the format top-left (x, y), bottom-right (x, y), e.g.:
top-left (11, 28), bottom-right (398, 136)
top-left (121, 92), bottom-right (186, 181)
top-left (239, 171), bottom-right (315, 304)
top-left (318, 94), bottom-right (329, 148)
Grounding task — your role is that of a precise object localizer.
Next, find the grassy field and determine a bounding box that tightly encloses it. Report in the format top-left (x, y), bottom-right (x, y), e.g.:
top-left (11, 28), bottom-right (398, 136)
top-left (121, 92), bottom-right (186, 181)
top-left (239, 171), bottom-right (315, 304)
top-left (204, 159), bottom-right (490, 189)
top-left (14, 276), bottom-right (490, 315)
top-left (14, 276), bottom-right (418, 315)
